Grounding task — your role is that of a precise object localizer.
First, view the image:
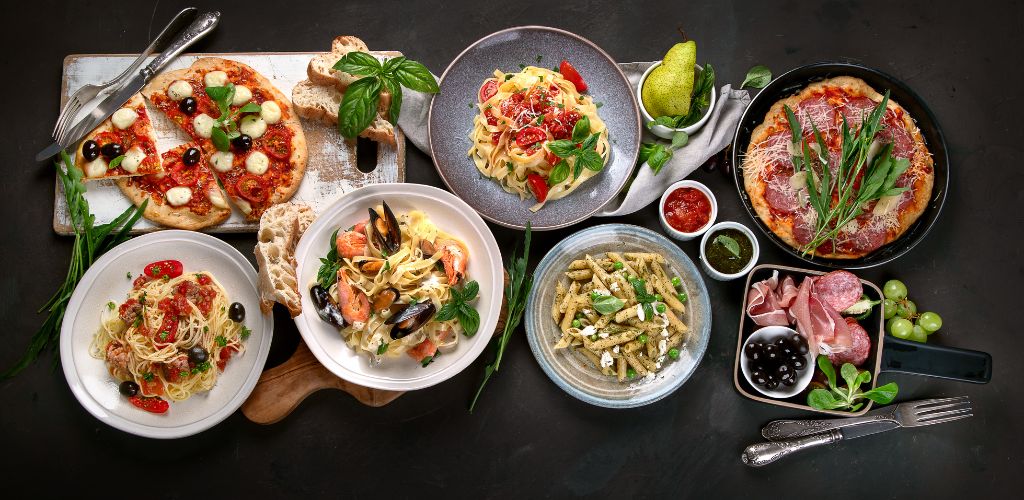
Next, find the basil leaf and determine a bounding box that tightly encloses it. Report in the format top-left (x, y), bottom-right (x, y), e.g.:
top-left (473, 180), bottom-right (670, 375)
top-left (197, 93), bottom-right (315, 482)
top-left (204, 84), bottom-right (233, 102)
top-left (236, 102), bottom-right (262, 115)
top-left (714, 234), bottom-right (742, 257)
top-left (573, 159), bottom-right (585, 180)
top-left (461, 280), bottom-right (479, 302)
top-left (435, 303), bottom-right (458, 322)
top-left (861, 382), bottom-right (899, 404)
top-left (840, 363), bottom-right (860, 391)
top-left (107, 155), bottom-right (126, 169)
top-left (548, 160), bottom-right (570, 186)
top-left (458, 305), bottom-right (480, 337)
top-left (638, 142), bottom-right (658, 165)
top-left (591, 294), bottom-right (625, 315)
top-left (580, 132), bottom-right (600, 151)
top-left (649, 115), bottom-right (677, 129)
top-left (670, 131), bottom-right (689, 150)
top-left (381, 56), bottom-right (407, 76)
top-left (576, 149), bottom-right (604, 172)
top-left (333, 52), bottom-right (382, 76)
top-left (546, 140), bottom-right (577, 158)
top-left (642, 303), bottom-right (655, 321)
top-left (337, 77), bottom-right (382, 139)
top-left (376, 342), bottom-right (389, 355)
top-left (392, 59), bottom-right (439, 93)
top-left (647, 145), bottom-right (673, 174)
top-left (381, 76), bottom-right (403, 124)
top-left (817, 355), bottom-right (837, 390)
top-left (741, 65), bottom-right (772, 89)
top-left (571, 115), bottom-right (590, 142)
top-left (210, 126), bottom-right (231, 152)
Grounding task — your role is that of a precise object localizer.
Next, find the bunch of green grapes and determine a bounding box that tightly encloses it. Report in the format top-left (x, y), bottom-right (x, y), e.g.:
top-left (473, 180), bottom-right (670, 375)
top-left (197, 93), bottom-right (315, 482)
top-left (882, 279), bottom-right (943, 343)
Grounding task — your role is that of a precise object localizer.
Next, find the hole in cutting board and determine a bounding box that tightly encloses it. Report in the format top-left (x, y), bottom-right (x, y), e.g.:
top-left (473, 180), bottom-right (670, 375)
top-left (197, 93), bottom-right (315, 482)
top-left (356, 137), bottom-right (378, 173)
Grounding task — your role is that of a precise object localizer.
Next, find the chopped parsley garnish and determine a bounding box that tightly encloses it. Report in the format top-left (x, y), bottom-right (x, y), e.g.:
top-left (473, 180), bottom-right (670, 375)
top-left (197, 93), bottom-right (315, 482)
top-left (536, 55), bottom-right (543, 63)
top-left (384, 260), bottom-right (391, 272)
top-left (158, 331), bottom-right (169, 341)
top-left (504, 74), bottom-right (514, 81)
top-left (179, 370), bottom-right (189, 379)
top-left (377, 342), bottom-right (389, 355)
top-left (595, 101), bottom-right (603, 108)
top-left (190, 362), bottom-right (211, 374)
top-left (203, 326), bottom-right (209, 333)
top-left (126, 271), bottom-right (132, 279)
top-left (107, 301), bottom-right (116, 310)
top-left (215, 335), bottom-right (227, 347)
top-left (240, 326), bottom-right (252, 340)
top-left (142, 372), bottom-right (154, 382)
top-left (421, 355), bottom-right (434, 367)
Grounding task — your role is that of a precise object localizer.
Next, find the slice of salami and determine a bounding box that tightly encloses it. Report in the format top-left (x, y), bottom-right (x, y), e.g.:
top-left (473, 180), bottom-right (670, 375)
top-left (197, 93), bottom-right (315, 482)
top-left (792, 209), bottom-right (816, 245)
top-left (814, 270), bottom-right (863, 311)
top-left (839, 96), bottom-right (877, 129)
top-left (764, 165), bottom-right (800, 214)
top-left (798, 95), bottom-right (838, 134)
top-left (880, 113), bottom-right (915, 159)
top-left (828, 317), bottom-right (871, 366)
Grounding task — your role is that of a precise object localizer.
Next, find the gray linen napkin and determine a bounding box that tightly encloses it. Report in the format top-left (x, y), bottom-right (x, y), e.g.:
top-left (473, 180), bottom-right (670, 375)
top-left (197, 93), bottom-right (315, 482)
top-left (397, 63), bottom-right (750, 216)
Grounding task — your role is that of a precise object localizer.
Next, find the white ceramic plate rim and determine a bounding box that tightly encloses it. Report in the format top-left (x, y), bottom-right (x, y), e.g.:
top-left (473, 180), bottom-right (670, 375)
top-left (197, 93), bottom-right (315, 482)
top-left (59, 230), bottom-right (273, 439)
top-left (293, 183), bottom-right (503, 391)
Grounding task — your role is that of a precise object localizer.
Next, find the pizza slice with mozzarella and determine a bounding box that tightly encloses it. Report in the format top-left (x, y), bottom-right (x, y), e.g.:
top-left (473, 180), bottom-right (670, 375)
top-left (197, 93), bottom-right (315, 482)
top-left (142, 57), bottom-right (307, 220)
top-left (115, 144), bottom-right (231, 230)
top-left (75, 94), bottom-right (163, 180)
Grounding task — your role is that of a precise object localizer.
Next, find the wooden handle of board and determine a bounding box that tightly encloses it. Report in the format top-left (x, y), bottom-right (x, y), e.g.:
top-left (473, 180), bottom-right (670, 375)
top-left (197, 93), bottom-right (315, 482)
top-left (242, 272), bottom-right (509, 424)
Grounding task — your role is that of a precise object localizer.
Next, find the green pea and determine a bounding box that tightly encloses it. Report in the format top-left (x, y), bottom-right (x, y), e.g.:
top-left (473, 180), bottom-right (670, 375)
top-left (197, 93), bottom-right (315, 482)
top-left (671, 276), bottom-right (682, 288)
top-left (571, 319), bottom-right (581, 328)
top-left (638, 334), bottom-right (649, 343)
top-left (656, 303), bottom-right (667, 313)
top-left (613, 261), bottom-right (624, 270)
top-left (627, 368), bottom-right (636, 378)
top-left (654, 294), bottom-right (663, 301)
top-left (590, 334), bottom-right (598, 341)
top-left (677, 292), bottom-right (687, 303)
top-left (668, 348), bottom-right (680, 359)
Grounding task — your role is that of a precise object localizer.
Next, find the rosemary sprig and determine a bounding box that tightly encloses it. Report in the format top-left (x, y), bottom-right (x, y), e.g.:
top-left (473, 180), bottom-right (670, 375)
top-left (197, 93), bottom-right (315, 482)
top-left (469, 222), bottom-right (533, 413)
top-left (783, 91), bottom-right (910, 254)
top-left (2, 152), bottom-right (147, 379)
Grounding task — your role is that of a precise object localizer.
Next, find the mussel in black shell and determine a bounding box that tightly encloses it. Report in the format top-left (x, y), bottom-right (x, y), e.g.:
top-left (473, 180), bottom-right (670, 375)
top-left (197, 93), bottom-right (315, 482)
top-left (368, 201), bottom-right (401, 254)
top-left (385, 301), bottom-right (436, 339)
top-left (310, 284), bottom-right (346, 328)
top-left (372, 287), bottom-right (400, 314)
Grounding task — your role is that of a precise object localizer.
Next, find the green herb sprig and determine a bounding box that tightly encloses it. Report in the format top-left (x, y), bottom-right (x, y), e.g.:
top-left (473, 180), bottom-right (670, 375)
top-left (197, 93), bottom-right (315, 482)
top-left (784, 90), bottom-right (910, 254)
top-left (627, 276), bottom-right (658, 320)
top-left (2, 152), bottom-right (146, 379)
top-left (545, 116), bottom-right (606, 185)
top-left (741, 65), bottom-right (772, 89)
top-left (807, 355), bottom-right (898, 411)
top-left (204, 83), bottom-right (262, 152)
top-left (638, 130), bottom-right (689, 175)
top-left (470, 223), bottom-right (533, 412)
top-left (435, 280), bottom-right (481, 337)
top-left (591, 294), bottom-right (625, 315)
top-left (333, 52), bottom-right (439, 138)
top-left (317, 228), bottom-right (342, 290)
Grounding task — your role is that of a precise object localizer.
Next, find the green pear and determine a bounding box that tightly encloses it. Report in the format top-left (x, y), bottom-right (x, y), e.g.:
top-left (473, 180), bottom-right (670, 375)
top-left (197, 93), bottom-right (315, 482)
top-left (642, 41), bottom-right (697, 118)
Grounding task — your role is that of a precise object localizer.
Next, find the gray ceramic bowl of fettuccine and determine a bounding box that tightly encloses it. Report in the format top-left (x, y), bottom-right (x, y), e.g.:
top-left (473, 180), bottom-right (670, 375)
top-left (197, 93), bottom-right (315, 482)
top-left (428, 26), bottom-right (641, 230)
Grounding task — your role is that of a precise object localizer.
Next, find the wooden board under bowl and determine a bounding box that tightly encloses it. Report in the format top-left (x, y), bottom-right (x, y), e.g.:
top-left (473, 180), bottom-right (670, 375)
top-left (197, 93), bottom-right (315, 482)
top-left (53, 52), bottom-right (406, 234)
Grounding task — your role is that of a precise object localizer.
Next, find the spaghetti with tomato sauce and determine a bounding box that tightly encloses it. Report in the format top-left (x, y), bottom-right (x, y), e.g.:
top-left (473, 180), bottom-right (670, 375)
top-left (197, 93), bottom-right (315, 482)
top-left (468, 63), bottom-right (609, 211)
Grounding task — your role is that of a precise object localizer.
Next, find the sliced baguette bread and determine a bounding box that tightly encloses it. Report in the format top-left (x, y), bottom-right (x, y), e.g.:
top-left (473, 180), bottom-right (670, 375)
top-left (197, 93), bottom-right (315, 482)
top-left (255, 202), bottom-right (316, 317)
top-left (307, 35), bottom-right (370, 91)
top-left (291, 79), bottom-right (397, 145)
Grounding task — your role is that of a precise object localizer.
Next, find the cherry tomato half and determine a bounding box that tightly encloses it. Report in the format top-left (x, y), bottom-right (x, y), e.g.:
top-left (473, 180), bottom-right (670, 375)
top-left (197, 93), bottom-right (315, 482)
top-left (262, 128), bottom-right (291, 160)
top-left (169, 162), bottom-right (198, 187)
top-left (515, 126), bottom-right (547, 150)
top-left (129, 395), bottom-right (169, 414)
top-left (479, 78), bottom-right (499, 102)
top-left (236, 174), bottom-right (269, 203)
top-left (559, 60), bottom-right (587, 93)
top-left (527, 173), bottom-right (549, 203)
top-left (144, 260), bottom-right (183, 279)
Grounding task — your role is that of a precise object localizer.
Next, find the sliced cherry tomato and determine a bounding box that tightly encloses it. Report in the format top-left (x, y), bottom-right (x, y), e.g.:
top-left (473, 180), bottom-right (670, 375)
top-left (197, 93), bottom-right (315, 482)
top-left (92, 131), bottom-right (120, 148)
top-left (479, 78), bottom-right (499, 102)
top-left (500, 92), bottom-right (524, 118)
top-left (236, 174), bottom-right (269, 203)
top-left (129, 395), bottom-right (169, 414)
top-left (491, 132), bottom-right (502, 145)
top-left (262, 128), bottom-right (291, 160)
top-left (559, 60), bottom-right (587, 92)
top-left (155, 315), bottom-right (178, 345)
top-left (484, 108), bottom-right (498, 126)
top-left (527, 173), bottom-right (549, 202)
top-left (545, 150), bottom-right (560, 166)
top-left (515, 126), bottom-right (547, 149)
top-left (139, 377), bottom-right (164, 397)
top-left (196, 273), bottom-right (212, 285)
top-left (217, 345), bottom-right (237, 371)
top-left (169, 162), bottom-right (198, 187)
top-left (144, 260), bottom-right (183, 279)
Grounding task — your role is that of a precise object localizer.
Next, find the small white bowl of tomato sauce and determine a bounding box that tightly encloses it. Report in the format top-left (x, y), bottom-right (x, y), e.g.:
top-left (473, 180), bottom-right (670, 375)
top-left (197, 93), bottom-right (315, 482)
top-left (659, 180), bottom-right (717, 241)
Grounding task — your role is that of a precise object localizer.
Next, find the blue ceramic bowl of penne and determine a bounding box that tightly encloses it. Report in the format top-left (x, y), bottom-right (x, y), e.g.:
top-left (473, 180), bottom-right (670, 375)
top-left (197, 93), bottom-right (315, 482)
top-left (525, 224), bottom-right (712, 408)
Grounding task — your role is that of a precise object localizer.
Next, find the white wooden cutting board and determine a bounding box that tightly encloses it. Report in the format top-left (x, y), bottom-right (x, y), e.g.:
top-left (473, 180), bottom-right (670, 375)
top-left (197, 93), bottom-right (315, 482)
top-left (53, 52), bottom-right (406, 234)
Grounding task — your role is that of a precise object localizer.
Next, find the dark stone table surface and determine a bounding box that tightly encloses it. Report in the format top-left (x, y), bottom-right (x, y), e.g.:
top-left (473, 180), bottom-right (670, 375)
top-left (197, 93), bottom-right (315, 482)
top-left (1, 1), bottom-right (1019, 497)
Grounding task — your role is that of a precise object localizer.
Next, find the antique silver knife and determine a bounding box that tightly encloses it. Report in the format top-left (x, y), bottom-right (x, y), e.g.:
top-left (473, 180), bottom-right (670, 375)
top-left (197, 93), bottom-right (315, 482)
top-left (742, 419), bottom-right (900, 467)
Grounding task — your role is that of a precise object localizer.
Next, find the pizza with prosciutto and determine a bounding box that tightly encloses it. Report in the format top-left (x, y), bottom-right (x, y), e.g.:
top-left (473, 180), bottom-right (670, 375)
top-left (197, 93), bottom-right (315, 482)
top-left (143, 57), bottom-right (307, 220)
top-left (742, 76), bottom-right (934, 259)
top-left (116, 144), bottom-right (231, 230)
top-left (75, 94), bottom-right (163, 180)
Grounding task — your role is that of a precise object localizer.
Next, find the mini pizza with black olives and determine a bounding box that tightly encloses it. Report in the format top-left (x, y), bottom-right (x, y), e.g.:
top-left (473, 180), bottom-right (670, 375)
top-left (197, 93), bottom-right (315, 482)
top-left (742, 76), bottom-right (934, 259)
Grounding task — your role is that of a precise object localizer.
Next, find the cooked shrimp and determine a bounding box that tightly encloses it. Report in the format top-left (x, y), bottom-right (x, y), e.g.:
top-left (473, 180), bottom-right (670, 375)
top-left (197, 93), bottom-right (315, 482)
top-left (105, 342), bottom-right (130, 373)
top-left (336, 221), bottom-right (368, 260)
top-left (336, 269), bottom-right (370, 324)
top-left (435, 238), bottom-right (469, 285)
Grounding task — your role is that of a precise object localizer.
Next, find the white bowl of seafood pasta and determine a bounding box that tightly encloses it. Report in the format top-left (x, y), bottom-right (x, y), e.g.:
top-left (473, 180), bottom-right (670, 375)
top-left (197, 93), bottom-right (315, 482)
top-left (293, 184), bottom-right (504, 391)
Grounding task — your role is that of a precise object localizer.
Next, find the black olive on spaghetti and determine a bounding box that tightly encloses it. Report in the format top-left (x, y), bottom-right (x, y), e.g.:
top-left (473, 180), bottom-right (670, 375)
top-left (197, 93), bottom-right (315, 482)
top-left (179, 97), bottom-right (198, 115)
top-left (228, 302), bottom-right (245, 322)
top-left (188, 346), bottom-right (209, 365)
top-left (119, 380), bottom-right (140, 397)
top-left (182, 147), bottom-right (200, 166)
top-left (82, 140), bottom-right (100, 161)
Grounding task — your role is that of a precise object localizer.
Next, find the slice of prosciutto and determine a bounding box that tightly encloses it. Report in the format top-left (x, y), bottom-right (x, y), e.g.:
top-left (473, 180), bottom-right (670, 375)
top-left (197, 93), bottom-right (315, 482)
top-left (746, 271), bottom-right (790, 327)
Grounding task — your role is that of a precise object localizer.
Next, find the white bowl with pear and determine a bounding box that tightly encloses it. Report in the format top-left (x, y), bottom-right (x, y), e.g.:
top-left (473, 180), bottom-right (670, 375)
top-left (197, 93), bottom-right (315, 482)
top-left (637, 41), bottom-right (717, 140)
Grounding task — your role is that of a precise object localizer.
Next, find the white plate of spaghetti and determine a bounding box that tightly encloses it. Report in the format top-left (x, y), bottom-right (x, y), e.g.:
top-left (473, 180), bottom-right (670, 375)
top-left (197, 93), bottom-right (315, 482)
top-left (60, 231), bottom-right (272, 438)
top-left (293, 183), bottom-right (504, 391)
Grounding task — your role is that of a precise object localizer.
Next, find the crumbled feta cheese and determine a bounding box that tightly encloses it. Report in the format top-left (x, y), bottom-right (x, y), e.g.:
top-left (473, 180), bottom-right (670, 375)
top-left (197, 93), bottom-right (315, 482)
top-left (580, 325), bottom-right (597, 336)
top-left (612, 345), bottom-right (620, 354)
top-left (636, 304), bottom-right (646, 321)
top-left (582, 309), bottom-right (592, 316)
top-left (655, 361), bottom-right (662, 369)
top-left (658, 339), bottom-right (668, 355)
top-left (594, 289), bottom-right (611, 296)
top-left (600, 351), bottom-right (614, 368)
top-left (645, 372), bottom-right (656, 381)
top-left (599, 331), bottom-right (610, 339)
top-left (609, 282), bottom-right (620, 291)
top-left (661, 328), bottom-right (669, 338)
